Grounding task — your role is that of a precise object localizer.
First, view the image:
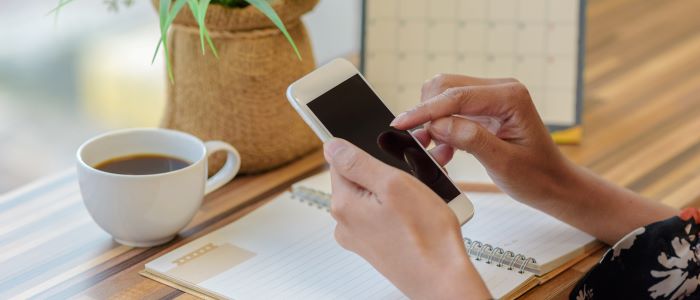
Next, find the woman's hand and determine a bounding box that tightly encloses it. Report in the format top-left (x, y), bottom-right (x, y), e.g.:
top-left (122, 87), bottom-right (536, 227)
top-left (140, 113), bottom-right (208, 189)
top-left (393, 74), bottom-right (571, 207)
top-left (393, 74), bottom-right (678, 244)
top-left (324, 138), bottom-right (491, 300)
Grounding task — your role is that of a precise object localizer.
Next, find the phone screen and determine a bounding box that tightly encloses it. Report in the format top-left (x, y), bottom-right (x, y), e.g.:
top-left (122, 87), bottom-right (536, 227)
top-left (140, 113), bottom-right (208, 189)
top-left (308, 74), bottom-right (461, 201)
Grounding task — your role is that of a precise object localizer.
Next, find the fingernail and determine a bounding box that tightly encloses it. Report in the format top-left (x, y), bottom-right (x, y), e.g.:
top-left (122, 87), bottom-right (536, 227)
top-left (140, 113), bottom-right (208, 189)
top-left (324, 138), bottom-right (347, 159)
top-left (390, 112), bottom-right (407, 127)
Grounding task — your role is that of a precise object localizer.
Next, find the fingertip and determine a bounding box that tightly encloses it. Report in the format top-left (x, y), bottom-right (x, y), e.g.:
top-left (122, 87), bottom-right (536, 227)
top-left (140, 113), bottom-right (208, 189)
top-left (324, 138), bottom-right (364, 174)
top-left (430, 144), bottom-right (455, 166)
top-left (390, 112), bottom-right (407, 128)
top-left (439, 144), bottom-right (455, 163)
top-left (412, 128), bottom-right (431, 148)
top-left (323, 138), bottom-right (347, 160)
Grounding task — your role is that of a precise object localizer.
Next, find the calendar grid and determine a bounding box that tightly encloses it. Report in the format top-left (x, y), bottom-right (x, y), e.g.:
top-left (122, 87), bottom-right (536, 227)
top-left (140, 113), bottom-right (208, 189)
top-left (362, 0), bottom-right (584, 127)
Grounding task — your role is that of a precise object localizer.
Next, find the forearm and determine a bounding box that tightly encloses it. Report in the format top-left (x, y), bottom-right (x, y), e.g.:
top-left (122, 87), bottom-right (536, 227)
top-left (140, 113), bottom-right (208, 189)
top-left (532, 161), bottom-right (678, 245)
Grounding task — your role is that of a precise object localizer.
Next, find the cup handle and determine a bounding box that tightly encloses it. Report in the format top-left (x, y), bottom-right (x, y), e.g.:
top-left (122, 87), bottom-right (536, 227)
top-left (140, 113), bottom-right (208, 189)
top-left (204, 141), bottom-right (241, 195)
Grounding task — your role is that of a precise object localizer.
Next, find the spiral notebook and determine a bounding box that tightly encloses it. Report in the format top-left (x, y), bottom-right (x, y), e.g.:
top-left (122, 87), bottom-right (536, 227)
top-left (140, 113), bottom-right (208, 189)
top-left (142, 171), bottom-right (599, 299)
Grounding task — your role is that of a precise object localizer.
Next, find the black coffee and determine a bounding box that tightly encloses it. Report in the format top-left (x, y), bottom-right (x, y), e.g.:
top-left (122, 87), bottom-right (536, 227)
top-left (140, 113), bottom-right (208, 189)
top-left (95, 154), bottom-right (190, 175)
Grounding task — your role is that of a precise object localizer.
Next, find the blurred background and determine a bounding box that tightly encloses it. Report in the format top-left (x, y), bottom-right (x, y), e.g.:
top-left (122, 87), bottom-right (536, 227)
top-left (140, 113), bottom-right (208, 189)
top-left (0, 0), bottom-right (361, 192)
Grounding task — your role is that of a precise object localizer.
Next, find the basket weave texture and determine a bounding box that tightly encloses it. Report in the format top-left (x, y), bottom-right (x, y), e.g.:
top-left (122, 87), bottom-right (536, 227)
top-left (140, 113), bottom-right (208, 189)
top-left (162, 0), bottom-right (321, 174)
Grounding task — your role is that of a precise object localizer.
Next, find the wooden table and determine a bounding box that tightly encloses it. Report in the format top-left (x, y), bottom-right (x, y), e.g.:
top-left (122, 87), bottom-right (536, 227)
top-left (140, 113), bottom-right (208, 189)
top-left (3, 0), bottom-right (700, 298)
top-left (522, 0), bottom-right (700, 298)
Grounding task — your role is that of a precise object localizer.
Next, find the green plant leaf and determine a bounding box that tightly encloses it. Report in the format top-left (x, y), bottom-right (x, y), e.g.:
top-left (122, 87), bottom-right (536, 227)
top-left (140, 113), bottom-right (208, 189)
top-left (156, 0), bottom-right (299, 83)
top-left (187, 0), bottom-right (219, 58)
top-left (151, 0), bottom-right (169, 65)
top-left (50, 0), bottom-right (77, 27)
top-left (48, 0), bottom-right (76, 17)
top-left (52, 0), bottom-right (300, 86)
top-left (150, 0), bottom-right (170, 65)
top-left (199, 0), bottom-right (219, 58)
top-left (152, 0), bottom-right (188, 83)
top-left (244, 0), bottom-right (301, 60)
top-left (186, 0), bottom-right (204, 53)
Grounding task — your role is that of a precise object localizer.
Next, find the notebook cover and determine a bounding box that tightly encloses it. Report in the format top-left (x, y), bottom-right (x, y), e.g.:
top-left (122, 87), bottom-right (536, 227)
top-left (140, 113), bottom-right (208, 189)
top-left (140, 270), bottom-right (220, 300)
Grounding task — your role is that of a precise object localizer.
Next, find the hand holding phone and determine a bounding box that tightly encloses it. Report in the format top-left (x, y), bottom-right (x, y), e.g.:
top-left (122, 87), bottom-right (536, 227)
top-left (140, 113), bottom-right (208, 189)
top-left (286, 58), bottom-right (474, 224)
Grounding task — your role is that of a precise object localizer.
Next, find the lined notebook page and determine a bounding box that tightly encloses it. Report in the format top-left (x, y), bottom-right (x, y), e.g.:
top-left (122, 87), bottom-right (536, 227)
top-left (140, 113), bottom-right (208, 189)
top-left (462, 192), bottom-right (596, 274)
top-left (149, 192), bottom-right (402, 299)
top-left (147, 192), bottom-right (531, 299)
top-left (200, 194), bottom-right (401, 299)
top-left (294, 172), bottom-right (595, 273)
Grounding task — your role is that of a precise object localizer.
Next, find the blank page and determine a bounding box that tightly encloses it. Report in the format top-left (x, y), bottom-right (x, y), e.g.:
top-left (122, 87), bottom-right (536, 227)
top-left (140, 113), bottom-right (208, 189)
top-left (461, 192), bottom-right (596, 274)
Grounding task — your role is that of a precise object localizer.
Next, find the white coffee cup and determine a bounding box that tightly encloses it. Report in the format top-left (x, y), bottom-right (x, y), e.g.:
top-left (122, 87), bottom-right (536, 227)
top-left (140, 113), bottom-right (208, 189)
top-left (76, 128), bottom-right (240, 247)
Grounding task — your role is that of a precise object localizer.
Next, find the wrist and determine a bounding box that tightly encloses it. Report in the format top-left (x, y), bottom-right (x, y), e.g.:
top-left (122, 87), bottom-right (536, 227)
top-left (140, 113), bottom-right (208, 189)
top-left (428, 257), bottom-right (490, 300)
top-left (549, 158), bottom-right (586, 201)
top-left (527, 155), bottom-right (587, 220)
top-left (385, 231), bottom-right (484, 299)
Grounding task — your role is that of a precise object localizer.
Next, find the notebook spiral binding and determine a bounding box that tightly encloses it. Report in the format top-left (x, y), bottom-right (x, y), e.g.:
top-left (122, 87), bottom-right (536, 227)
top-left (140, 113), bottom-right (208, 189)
top-left (292, 186), bottom-right (537, 274)
top-left (291, 186), bottom-right (331, 212)
top-left (464, 238), bottom-right (537, 274)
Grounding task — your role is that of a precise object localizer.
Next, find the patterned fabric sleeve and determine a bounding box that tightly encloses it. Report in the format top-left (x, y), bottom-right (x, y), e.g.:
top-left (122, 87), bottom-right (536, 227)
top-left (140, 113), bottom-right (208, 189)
top-left (570, 208), bottom-right (700, 300)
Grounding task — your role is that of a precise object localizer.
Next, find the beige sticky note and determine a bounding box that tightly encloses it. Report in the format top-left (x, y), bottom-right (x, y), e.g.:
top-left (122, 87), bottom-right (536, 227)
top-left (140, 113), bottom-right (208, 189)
top-left (166, 243), bottom-right (256, 284)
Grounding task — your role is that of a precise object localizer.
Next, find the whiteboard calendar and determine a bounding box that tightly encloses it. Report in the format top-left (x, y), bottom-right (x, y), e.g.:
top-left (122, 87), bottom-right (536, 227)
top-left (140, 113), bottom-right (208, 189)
top-left (361, 0), bottom-right (585, 129)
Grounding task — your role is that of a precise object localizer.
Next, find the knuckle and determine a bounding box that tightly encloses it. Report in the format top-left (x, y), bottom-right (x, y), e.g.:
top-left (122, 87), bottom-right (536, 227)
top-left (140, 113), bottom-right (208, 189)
top-left (504, 77), bottom-right (521, 84)
top-left (427, 73), bottom-right (449, 87)
top-left (442, 86), bottom-right (464, 100)
top-left (422, 74), bottom-right (451, 100)
top-left (337, 149), bottom-right (362, 172)
top-left (432, 73), bottom-right (451, 82)
top-left (432, 73), bottom-right (451, 87)
top-left (507, 82), bottom-right (531, 100)
top-left (441, 87), bottom-right (470, 108)
top-left (450, 86), bottom-right (473, 108)
top-left (506, 82), bottom-right (539, 113)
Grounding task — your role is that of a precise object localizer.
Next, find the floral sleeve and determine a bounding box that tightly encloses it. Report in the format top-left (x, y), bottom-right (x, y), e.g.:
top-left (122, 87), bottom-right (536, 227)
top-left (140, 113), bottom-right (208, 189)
top-left (571, 208), bottom-right (700, 300)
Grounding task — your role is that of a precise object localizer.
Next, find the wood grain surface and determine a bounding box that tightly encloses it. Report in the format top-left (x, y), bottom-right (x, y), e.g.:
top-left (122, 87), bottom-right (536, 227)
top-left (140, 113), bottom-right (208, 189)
top-left (2, 0), bottom-right (700, 298)
top-left (522, 0), bottom-right (700, 298)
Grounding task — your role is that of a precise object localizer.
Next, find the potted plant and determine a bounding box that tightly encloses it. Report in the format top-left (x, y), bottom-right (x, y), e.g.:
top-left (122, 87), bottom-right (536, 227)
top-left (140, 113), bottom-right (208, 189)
top-left (55, 0), bottom-right (320, 174)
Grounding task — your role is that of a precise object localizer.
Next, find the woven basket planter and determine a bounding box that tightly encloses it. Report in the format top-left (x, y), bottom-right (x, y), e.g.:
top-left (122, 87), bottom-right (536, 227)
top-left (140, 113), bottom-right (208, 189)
top-left (159, 0), bottom-right (320, 174)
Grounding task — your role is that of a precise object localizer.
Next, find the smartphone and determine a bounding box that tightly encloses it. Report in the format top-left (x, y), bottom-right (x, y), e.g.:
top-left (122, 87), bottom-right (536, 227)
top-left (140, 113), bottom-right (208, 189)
top-left (286, 58), bottom-right (474, 224)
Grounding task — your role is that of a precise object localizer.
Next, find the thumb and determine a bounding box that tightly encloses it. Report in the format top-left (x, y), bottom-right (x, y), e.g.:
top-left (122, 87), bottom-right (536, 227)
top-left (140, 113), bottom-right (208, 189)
top-left (324, 138), bottom-right (401, 192)
top-left (428, 116), bottom-right (510, 167)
